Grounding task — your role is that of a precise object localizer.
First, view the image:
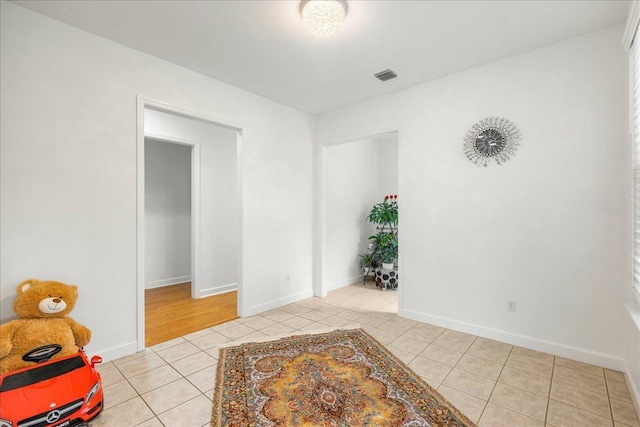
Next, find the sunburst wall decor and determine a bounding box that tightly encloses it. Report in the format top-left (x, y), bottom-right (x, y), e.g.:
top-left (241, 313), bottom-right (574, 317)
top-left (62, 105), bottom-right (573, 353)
top-left (463, 117), bottom-right (521, 167)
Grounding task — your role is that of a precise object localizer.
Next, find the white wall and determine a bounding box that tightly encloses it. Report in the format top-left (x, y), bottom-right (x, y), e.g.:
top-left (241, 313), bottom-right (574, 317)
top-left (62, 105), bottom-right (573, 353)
top-left (376, 135), bottom-right (399, 198)
top-left (145, 139), bottom-right (192, 289)
top-left (317, 25), bottom-right (629, 371)
top-left (144, 109), bottom-right (238, 296)
top-left (0, 2), bottom-right (314, 361)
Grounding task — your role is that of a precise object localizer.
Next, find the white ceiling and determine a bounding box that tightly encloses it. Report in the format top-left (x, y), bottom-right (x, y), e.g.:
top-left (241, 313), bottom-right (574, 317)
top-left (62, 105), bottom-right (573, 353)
top-left (14, 0), bottom-right (629, 115)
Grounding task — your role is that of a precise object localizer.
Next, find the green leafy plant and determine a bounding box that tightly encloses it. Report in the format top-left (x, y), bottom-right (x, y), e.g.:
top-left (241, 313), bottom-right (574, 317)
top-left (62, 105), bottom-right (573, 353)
top-left (358, 251), bottom-right (379, 269)
top-left (369, 232), bottom-right (398, 264)
top-left (361, 195), bottom-right (399, 271)
top-left (366, 196), bottom-right (398, 227)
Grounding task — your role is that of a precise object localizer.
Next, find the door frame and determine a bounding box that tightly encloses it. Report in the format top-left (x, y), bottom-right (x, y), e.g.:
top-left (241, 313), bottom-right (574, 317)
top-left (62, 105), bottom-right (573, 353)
top-left (136, 96), bottom-right (245, 351)
top-left (144, 133), bottom-right (201, 300)
top-left (315, 130), bottom-right (401, 305)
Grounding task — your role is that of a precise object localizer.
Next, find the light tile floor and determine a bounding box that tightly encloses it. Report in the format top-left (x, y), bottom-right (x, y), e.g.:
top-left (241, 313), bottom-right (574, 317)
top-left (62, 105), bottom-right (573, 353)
top-left (91, 283), bottom-right (640, 427)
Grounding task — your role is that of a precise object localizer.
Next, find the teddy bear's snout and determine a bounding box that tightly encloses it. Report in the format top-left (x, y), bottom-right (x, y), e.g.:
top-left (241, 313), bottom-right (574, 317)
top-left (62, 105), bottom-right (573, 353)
top-left (38, 297), bottom-right (67, 314)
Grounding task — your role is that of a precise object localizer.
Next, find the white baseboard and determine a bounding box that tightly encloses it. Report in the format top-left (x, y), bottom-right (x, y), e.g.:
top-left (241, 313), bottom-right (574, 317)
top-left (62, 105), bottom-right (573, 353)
top-left (86, 341), bottom-right (138, 364)
top-left (246, 289), bottom-right (314, 317)
top-left (145, 275), bottom-right (191, 289)
top-left (625, 361), bottom-right (640, 424)
top-left (198, 282), bottom-right (237, 298)
top-left (624, 304), bottom-right (640, 418)
top-left (400, 308), bottom-right (625, 371)
top-left (326, 275), bottom-right (364, 292)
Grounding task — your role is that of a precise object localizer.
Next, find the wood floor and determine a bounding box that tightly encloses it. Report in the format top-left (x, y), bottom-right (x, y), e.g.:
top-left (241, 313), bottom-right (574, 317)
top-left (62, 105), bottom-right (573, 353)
top-left (145, 282), bottom-right (238, 347)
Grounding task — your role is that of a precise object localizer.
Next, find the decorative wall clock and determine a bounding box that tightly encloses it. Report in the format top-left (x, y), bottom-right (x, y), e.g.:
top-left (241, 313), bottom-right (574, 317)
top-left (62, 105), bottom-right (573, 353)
top-left (463, 117), bottom-right (521, 167)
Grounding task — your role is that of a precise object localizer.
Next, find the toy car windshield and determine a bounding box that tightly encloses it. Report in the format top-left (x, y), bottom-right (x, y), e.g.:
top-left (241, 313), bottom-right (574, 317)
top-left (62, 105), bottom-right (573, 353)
top-left (0, 356), bottom-right (85, 392)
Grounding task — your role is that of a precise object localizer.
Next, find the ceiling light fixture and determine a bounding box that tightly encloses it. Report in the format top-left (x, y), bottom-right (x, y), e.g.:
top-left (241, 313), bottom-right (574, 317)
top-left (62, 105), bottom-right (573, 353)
top-left (300, 0), bottom-right (347, 37)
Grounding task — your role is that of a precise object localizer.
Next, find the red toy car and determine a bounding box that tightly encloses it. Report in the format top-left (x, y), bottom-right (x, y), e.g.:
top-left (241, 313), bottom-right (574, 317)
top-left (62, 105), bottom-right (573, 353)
top-left (0, 344), bottom-right (103, 427)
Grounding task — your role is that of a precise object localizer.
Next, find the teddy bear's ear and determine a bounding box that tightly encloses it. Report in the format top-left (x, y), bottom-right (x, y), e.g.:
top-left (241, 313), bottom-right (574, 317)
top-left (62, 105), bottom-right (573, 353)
top-left (16, 278), bottom-right (39, 294)
top-left (72, 285), bottom-right (78, 296)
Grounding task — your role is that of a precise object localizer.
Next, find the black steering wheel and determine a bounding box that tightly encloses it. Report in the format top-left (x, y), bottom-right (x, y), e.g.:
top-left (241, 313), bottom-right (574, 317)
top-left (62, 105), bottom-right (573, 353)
top-left (22, 344), bottom-right (63, 363)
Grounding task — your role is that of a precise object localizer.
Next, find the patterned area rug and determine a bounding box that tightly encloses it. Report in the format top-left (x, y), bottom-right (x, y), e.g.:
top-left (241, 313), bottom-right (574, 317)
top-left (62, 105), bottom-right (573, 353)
top-left (211, 328), bottom-right (476, 426)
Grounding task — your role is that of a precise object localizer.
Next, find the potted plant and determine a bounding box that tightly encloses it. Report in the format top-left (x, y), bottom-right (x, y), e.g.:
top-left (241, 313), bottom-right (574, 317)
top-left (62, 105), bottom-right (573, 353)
top-left (358, 251), bottom-right (378, 274)
top-left (369, 232), bottom-right (397, 270)
top-left (365, 195), bottom-right (398, 270)
top-left (361, 195), bottom-right (399, 285)
top-left (366, 195), bottom-right (398, 229)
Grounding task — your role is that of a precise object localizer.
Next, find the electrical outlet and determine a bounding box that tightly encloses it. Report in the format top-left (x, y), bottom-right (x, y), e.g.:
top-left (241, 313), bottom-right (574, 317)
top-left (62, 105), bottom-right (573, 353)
top-left (506, 300), bottom-right (516, 312)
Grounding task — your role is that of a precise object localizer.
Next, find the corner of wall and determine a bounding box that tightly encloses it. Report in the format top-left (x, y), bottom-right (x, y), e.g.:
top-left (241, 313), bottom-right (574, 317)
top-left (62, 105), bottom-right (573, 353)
top-left (88, 341), bottom-right (138, 364)
top-left (246, 290), bottom-right (314, 317)
top-left (198, 283), bottom-right (237, 298)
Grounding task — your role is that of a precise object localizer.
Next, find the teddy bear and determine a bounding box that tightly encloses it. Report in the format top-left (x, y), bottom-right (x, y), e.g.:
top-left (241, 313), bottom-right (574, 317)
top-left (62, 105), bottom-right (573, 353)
top-left (0, 278), bottom-right (91, 374)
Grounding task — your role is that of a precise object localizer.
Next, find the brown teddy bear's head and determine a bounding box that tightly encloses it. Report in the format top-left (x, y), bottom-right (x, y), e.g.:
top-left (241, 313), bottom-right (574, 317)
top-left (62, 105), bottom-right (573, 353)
top-left (13, 279), bottom-right (79, 319)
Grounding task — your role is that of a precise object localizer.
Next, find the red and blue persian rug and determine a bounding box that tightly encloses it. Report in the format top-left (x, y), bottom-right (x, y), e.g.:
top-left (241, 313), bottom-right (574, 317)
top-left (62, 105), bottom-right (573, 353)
top-left (211, 328), bottom-right (475, 426)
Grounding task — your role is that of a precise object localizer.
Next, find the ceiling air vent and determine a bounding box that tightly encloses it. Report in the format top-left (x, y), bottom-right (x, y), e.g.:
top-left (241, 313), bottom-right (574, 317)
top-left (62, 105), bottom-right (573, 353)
top-left (374, 69), bottom-right (397, 82)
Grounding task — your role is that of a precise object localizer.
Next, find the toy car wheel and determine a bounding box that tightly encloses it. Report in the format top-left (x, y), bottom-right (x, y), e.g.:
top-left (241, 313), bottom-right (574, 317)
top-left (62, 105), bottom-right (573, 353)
top-left (21, 344), bottom-right (63, 362)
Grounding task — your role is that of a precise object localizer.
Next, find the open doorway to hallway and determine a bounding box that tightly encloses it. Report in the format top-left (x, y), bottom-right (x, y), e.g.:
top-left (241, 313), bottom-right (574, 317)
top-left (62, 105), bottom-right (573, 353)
top-left (322, 131), bottom-right (399, 295)
top-left (145, 282), bottom-right (237, 346)
top-left (139, 104), bottom-right (243, 348)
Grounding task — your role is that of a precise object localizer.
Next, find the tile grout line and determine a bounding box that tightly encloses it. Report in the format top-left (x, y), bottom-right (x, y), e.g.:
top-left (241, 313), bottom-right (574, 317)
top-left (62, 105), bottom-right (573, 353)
top-left (475, 342), bottom-right (514, 424)
top-left (603, 369), bottom-right (616, 426)
top-left (400, 323), bottom-right (446, 366)
top-left (114, 352), bottom-right (159, 426)
top-left (544, 355), bottom-right (555, 426)
top-left (109, 343), bottom-right (217, 426)
top-left (139, 362), bottom-right (213, 424)
top-left (549, 363), bottom-right (628, 424)
top-left (433, 335), bottom-right (487, 422)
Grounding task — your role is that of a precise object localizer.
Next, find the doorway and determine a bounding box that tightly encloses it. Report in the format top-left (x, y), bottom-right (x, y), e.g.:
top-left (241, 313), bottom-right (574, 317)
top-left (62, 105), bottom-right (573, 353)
top-left (318, 131), bottom-right (400, 300)
top-left (144, 138), bottom-right (192, 296)
top-left (137, 98), bottom-right (244, 350)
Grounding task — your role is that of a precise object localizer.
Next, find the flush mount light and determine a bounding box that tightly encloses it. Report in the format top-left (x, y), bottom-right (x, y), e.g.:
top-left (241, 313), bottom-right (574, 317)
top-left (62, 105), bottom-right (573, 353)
top-left (300, 0), bottom-right (347, 37)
